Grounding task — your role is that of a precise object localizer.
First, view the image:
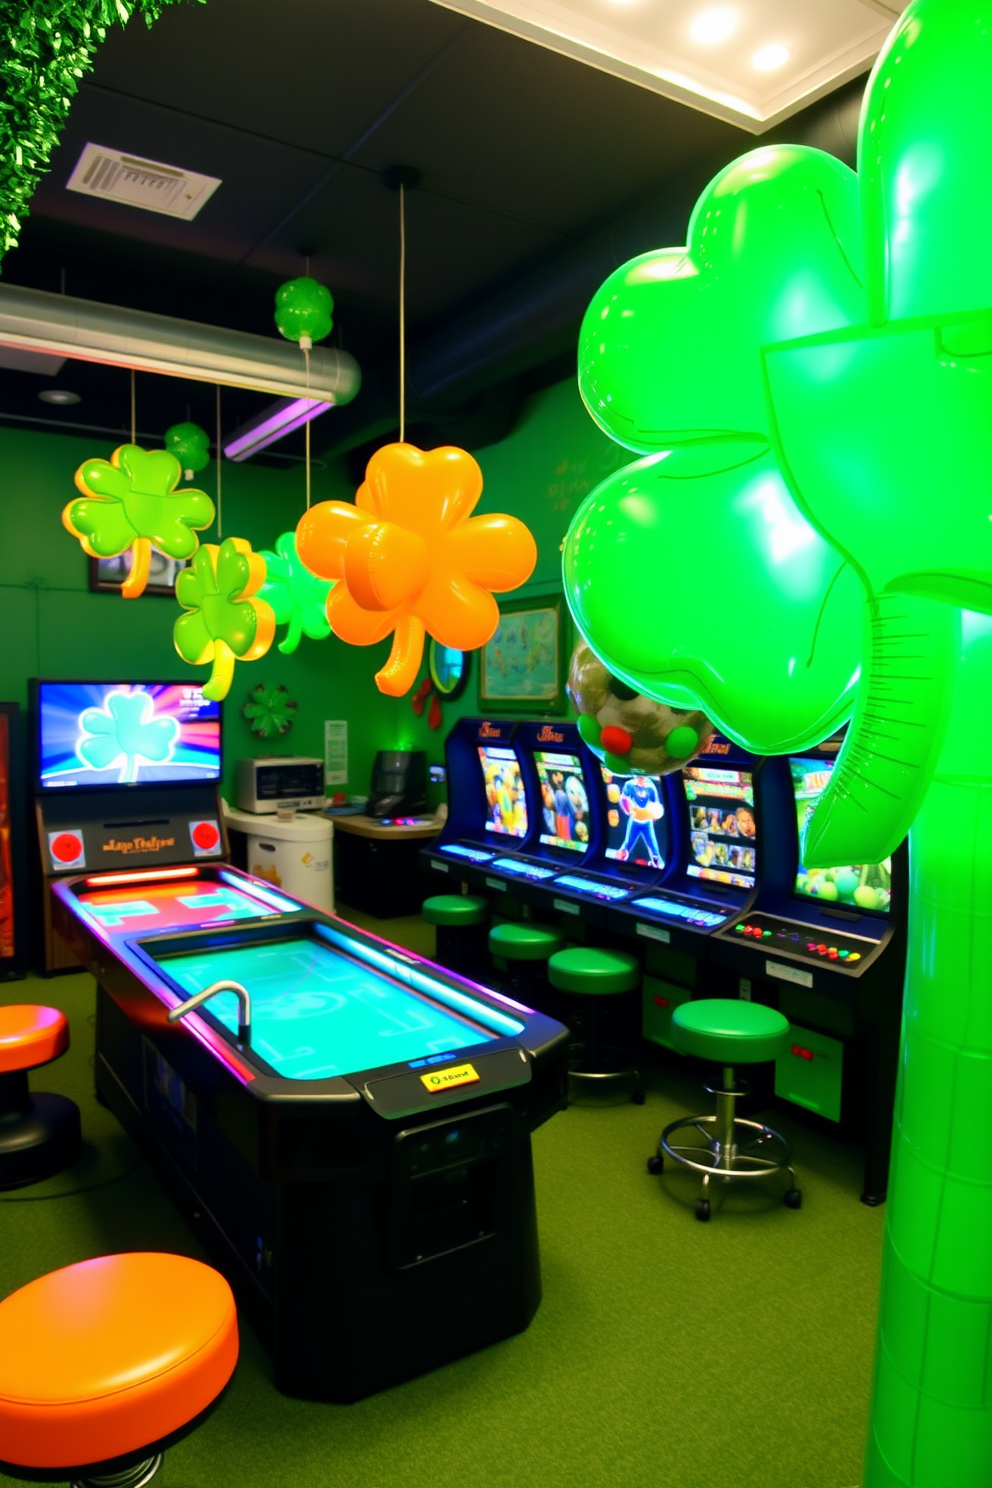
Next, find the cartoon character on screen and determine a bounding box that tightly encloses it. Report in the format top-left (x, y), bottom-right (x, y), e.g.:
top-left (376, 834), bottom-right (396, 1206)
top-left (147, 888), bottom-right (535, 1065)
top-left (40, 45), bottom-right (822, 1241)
top-left (551, 773), bottom-right (573, 842)
top-left (565, 775), bottom-right (589, 845)
top-left (496, 772), bottom-right (518, 834)
top-left (617, 776), bottom-right (665, 868)
top-left (541, 781), bottom-right (556, 837)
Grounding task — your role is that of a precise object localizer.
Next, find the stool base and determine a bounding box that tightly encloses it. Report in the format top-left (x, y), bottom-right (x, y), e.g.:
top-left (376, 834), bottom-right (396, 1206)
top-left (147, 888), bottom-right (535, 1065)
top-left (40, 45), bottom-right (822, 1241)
top-left (0, 1086), bottom-right (82, 1190)
top-left (649, 1072), bottom-right (800, 1220)
top-left (72, 1455), bottom-right (163, 1488)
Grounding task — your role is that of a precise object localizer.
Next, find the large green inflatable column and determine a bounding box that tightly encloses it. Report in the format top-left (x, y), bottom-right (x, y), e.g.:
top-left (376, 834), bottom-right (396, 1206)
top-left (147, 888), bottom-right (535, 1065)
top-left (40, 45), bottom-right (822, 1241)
top-left (866, 613), bottom-right (992, 1485)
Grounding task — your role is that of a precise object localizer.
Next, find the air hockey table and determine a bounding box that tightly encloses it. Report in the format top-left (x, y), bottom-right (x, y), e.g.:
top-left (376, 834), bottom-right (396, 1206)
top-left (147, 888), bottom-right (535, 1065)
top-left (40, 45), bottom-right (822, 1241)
top-left (52, 863), bottom-right (569, 1402)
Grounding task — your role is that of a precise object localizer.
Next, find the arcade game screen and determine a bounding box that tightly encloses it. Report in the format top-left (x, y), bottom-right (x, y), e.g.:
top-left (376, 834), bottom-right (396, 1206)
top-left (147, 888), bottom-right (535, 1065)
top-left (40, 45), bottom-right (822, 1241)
top-left (37, 683), bottom-right (221, 790)
top-left (478, 745), bottom-right (528, 839)
top-left (533, 751), bottom-right (589, 853)
top-left (683, 766), bottom-right (757, 890)
top-left (790, 757), bottom-right (892, 914)
top-left (601, 766), bottom-right (667, 869)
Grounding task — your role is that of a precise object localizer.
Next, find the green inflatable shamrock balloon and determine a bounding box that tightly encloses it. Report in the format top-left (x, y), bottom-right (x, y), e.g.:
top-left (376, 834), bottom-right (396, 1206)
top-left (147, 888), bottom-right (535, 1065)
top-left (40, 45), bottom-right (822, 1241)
top-left (564, 3), bottom-right (991, 1484)
top-left (78, 690), bottom-right (179, 784)
top-left (274, 277), bottom-right (334, 350)
top-left (174, 538), bottom-right (276, 702)
top-left (564, 446), bottom-right (862, 754)
top-left (164, 421), bottom-right (211, 479)
top-left (64, 444), bottom-right (215, 599)
top-left (258, 531), bottom-right (334, 655)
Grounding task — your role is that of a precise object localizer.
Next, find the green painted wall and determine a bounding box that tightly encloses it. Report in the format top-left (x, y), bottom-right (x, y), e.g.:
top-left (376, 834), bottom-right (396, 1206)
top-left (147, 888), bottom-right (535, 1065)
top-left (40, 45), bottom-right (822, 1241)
top-left (0, 376), bottom-right (620, 810)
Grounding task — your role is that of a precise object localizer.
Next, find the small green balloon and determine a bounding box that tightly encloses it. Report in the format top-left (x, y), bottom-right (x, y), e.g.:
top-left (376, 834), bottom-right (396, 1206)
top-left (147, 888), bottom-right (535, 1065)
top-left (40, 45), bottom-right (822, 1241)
top-left (274, 276), bottom-right (334, 348)
top-left (164, 422), bottom-right (210, 476)
top-left (664, 725), bottom-right (699, 759)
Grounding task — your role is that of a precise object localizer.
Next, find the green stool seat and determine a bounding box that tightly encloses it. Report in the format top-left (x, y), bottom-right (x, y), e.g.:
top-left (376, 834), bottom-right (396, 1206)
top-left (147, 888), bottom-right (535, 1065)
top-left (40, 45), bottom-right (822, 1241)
top-left (422, 894), bottom-right (489, 927)
top-left (488, 923), bottom-right (564, 962)
top-left (671, 999), bottom-right (790, 1066)
top-left (547, 948), bottom-right (639, 996)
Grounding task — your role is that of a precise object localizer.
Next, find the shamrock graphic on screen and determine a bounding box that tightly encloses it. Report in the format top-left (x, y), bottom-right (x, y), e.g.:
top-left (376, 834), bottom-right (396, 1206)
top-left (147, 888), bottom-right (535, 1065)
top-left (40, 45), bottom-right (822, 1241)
top-left (258, 531), bottom-right (334, 655)
top-left (64, 445), bottom-right (215, 599)
top-left (77, 691), bottom-right (180, 785)
top-left (174, 538), bottom-right (275, 701)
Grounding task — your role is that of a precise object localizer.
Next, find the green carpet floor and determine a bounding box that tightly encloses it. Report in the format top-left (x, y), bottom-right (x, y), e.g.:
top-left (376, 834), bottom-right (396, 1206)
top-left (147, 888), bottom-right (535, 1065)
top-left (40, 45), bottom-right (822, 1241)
top-left (1, 938), bottom-right (880, 1488)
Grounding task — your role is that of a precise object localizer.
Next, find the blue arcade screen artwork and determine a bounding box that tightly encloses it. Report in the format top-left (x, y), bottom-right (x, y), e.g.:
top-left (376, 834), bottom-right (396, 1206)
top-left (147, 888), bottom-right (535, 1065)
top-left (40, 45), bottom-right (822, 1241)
top-left (37, 682), bottom-right (221, 790)
top-left (601, 766), bottom-right (667, 869)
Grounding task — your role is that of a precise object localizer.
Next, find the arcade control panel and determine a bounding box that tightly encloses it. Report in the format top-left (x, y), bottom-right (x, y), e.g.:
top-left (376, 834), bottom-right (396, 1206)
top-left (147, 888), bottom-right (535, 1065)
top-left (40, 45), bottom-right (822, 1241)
top-left (724, 912), bottom-right (877, 971)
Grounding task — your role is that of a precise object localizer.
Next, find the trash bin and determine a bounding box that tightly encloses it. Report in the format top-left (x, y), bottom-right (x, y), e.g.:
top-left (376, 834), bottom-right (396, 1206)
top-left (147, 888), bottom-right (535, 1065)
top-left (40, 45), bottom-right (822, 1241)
top-left (222, 803), bottom-right (334, 913)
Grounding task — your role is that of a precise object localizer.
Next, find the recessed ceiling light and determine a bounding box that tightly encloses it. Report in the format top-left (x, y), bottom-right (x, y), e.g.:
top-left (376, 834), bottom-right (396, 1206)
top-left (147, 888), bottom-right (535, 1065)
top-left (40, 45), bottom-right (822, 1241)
top-left (752, 43), bottom-right (790, 72)
top-left (690, 9), bottom-right (737, 46)
top-left (38, 389), bottom-right (81, 405)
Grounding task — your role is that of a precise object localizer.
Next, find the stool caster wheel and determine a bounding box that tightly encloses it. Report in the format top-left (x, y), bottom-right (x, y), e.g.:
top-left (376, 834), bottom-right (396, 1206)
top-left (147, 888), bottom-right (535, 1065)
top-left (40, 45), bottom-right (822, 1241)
top-left (784, 1188), bottom-right (802, 1209)
top-left (694, 1198), bottom-right (711, 1222)
top-left (631, 1088), bottom-right (645, 1106)
top-left (646, 1154), bottom-right (663, 1175)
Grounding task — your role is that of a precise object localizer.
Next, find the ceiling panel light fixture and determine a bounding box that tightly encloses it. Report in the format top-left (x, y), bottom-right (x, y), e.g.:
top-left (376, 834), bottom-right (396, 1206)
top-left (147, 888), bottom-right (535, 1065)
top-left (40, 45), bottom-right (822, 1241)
top-left (223, 397), bottom-right (332, 463)
top-left (752, 42), bottom-right (791, 70)
top-left (690, 9), bottom-right (738, 45)
top-left (429, 1), bottom-right (907, 131)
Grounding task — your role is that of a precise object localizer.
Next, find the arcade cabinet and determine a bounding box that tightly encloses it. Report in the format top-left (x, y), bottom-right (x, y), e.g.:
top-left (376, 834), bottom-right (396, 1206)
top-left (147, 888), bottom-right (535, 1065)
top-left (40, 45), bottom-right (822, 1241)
top-left (31, 680), bottom-right (227, 971)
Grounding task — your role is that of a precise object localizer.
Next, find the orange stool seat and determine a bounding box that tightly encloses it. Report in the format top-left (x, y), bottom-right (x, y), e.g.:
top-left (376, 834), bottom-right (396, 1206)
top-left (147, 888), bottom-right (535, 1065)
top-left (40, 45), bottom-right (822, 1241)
top-left (0, 1006), bottom-right (70, 1074)
top-left (0, 1253), bottom-right (238, 1483)
top-left (0, 1006), bottom-right (79, 1191)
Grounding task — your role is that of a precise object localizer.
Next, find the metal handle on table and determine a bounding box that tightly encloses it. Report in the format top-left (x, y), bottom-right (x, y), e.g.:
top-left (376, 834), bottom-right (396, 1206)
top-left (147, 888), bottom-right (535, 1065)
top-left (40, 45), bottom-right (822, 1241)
top-left (166, 980), bottom-right (252, 1044)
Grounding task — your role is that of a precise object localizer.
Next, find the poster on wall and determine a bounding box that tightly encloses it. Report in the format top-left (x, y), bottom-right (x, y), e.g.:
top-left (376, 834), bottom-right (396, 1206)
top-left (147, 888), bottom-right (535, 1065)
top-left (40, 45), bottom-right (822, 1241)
top-left (324, 720), bottom-right (348, 787)
top-left (0, 703), bottom-right (23, 977)
top-left (478, 597), bottom-right (564, 711)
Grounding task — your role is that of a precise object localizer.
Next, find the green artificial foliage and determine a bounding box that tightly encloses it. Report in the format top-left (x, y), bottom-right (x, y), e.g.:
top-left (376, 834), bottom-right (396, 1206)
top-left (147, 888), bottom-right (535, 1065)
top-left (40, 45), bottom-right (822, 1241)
top-left (257, 530), bottom-right (334, 655)
top-left (0, 0), bottom-right (203, 269)
top-left (242, 682), bottom-right (297, 739)
top-left (78, 689), bottom-right (179, 783)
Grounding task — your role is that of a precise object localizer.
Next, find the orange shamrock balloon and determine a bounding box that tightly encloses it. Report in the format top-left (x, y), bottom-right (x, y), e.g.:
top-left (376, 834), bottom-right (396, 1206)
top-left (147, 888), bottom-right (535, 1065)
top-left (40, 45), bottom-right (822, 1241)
top-left (296, 443), bottom-right (537, 697)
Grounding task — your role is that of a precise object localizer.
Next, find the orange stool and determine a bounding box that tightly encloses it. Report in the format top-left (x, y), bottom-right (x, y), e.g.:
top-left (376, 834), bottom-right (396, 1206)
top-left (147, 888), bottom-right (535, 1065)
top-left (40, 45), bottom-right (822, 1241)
top-left (0, 1253), bottom-right (239, 1487)
top-left (0, 1005), bottom-right (80, 1190)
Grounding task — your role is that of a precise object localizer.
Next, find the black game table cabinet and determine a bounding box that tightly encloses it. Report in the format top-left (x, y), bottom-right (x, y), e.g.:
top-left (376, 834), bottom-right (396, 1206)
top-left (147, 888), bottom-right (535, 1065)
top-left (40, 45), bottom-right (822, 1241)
top-left (52, 864), bottom-right (569, 1402)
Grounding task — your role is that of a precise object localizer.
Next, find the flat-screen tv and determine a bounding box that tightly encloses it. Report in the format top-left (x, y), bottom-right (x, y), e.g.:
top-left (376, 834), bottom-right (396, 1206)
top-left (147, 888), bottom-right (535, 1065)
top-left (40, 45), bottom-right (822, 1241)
top-left (533, 749), bottom-right (589, 854)
top-left (601, 765), bottom-right (667, 869)
top-left (683, 764), bottom-right (757, 890)
top-left (790, 756), bottom-right (892, 914)
top-left (36, 682), bottom-right (221, 791)
top-left (478, 745), bottom-right (528, 839)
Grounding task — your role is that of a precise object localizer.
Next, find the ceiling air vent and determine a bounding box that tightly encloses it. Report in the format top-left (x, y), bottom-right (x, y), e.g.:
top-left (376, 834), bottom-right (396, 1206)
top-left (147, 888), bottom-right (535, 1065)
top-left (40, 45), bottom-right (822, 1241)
top-left (66, 143), bottom-right (220, 220)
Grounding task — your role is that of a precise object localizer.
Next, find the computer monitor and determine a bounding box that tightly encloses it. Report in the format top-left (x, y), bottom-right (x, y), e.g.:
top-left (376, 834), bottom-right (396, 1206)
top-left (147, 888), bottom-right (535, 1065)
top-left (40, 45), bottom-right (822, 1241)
top-left (478, 745), bottom-right (528, 839)
top-left (682, 764), bottom-right (757, 890)
top-left (790, 756), bottom-right (892, 914)
top-left (532, 750), bottom-right (589, 854)
top-left (368, 750), bottom-right (427, 817)
top-left (36, 681), bottom-right (221, 791)
top-left (600, 765), bottom-right (667, 869)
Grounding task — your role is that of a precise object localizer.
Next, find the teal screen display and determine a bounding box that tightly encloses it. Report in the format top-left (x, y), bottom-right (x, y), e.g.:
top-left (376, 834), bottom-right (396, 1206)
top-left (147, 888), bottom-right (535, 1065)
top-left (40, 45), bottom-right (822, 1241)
top-left (155, 937), bottom-right (500, 1080)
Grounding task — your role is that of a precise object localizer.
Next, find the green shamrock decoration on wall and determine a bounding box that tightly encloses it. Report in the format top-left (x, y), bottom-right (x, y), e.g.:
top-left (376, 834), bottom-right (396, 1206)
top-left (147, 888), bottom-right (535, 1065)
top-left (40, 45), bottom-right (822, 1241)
top-left (242, 683), bottom-right (297, 739)
top-left (258, 531), bottom-right (334, 655)
top-left (64, 444), bottom-right (215, 598)
top-left (78, 690), bottom-right (179, 784)
top-left (174, 538), bottom-right (275, 702)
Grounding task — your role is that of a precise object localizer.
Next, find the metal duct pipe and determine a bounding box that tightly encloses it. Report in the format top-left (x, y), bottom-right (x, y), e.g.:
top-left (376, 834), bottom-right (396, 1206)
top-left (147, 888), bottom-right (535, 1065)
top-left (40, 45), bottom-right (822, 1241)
top-left (0, 283), bottom-right (361, 405)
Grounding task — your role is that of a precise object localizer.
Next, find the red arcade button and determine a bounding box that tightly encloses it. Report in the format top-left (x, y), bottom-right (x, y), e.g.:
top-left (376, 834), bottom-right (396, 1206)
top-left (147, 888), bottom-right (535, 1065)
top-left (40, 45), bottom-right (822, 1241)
top-left (190, 819), bottom-right (221, 855)
top-left (49, 831), bottom-right (85, 870)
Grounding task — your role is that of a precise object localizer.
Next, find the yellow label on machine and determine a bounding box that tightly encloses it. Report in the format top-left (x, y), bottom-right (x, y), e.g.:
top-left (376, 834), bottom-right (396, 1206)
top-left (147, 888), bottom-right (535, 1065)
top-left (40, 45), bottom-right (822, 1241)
top-left (419, 1063), bottom-right (480, 1093)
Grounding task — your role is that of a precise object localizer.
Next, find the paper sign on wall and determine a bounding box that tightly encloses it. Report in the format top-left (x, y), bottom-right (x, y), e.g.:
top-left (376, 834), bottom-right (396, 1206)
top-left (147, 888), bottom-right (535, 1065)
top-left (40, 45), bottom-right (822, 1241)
top-left (324, 720), bottom-right (348, 787)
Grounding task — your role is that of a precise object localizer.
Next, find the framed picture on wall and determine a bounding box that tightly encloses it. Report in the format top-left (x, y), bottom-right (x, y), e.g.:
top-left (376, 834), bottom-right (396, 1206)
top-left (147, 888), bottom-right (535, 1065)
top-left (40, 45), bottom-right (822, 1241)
top-left (90, 550), bottom-right (187, 596)
top-left (0, 702), bottom-right (24, 979)
top-left (478, 596), bottom-right (565, 712)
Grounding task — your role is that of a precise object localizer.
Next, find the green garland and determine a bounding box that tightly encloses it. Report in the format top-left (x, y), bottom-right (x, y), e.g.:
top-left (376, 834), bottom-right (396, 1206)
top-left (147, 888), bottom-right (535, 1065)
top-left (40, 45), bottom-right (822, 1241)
top-left (0, 0), bottom-right (203, 269)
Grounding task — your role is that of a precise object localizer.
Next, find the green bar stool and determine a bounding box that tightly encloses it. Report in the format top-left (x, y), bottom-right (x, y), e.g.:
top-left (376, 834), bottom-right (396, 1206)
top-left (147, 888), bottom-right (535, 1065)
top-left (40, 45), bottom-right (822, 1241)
top-left (422, 894), bottom-right (490, 980)
top-left (547, 947), bottom-right (644, 1104)
top-left (488, 921), bottom-right (564, 1007)
top-left (647, 998), bottom-right (801, 1221)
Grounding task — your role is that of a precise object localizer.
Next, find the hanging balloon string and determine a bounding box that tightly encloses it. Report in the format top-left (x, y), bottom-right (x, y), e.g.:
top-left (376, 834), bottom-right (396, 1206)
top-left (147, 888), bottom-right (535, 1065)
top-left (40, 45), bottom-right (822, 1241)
top-left (399, 181), bottom-right (406, 444)
top-left (215, 384), bottom-right (223, 542)
top-left (130, 368), bottom-right (136, 444)
top-left (304, 255), bottom-right (312, 509)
